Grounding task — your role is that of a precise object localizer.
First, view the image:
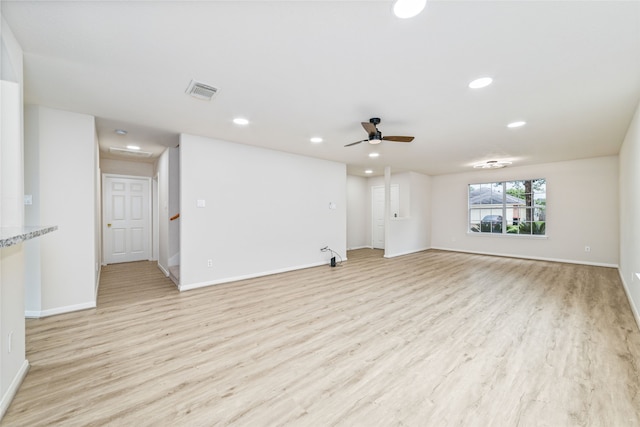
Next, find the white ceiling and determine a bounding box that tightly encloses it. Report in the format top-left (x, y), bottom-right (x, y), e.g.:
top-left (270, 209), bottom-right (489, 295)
top-left (3, 0), bottom-right (639, 176)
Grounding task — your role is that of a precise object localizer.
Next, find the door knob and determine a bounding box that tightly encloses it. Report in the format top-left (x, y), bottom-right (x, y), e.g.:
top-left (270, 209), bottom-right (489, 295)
top-left (107, 223), bottom-right (112, 227)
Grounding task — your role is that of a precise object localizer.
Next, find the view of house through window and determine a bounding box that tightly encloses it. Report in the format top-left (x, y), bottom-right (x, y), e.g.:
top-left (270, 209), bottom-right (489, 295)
top-left (469, 179), bottom-right (546, 235)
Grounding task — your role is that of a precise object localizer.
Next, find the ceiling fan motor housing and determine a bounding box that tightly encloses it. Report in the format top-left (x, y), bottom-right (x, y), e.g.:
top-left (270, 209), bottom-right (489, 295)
top-left (370, 131), bottom-right (383, 143)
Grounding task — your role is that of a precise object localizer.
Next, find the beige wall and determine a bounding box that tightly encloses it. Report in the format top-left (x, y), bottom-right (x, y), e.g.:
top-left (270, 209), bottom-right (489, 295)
top-left (431, 156), bottom-right (619, 267)
top-left (100, 158), bottom-right (154, 177)
top-left (619, 100), bottom-right (640, 326)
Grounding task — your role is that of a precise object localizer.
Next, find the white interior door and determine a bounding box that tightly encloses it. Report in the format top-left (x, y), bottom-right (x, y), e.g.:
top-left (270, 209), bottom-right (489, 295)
top-left (372, 186), bottom-right (385, 249)
top-left (103, 175), bottom-right (151, 264)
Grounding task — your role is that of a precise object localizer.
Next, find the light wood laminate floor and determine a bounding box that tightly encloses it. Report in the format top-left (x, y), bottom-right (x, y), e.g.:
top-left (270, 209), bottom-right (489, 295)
top-left (3, 249), bottom-right (640, 426)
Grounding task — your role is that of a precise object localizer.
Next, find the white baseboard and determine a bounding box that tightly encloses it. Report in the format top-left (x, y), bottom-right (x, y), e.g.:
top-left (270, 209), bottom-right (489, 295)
top-left (179, 261), bottom-right (329, 292)
top-left (157, 262), bottom-right (169, 277)
top-left (0, 359), bottom-right (29, 419)
top-left (347, 245), bottom-right (372, 250)
top-left (619, 270), bottom-right (640, 331)
top-left (94, 265), bottom-right (101, 299)
top-left (384, 247), bottom-right (431, 259)
top-left (429, 246), bottom-right (618, 268)
top-left (25, 301), bottom-right (96, 318)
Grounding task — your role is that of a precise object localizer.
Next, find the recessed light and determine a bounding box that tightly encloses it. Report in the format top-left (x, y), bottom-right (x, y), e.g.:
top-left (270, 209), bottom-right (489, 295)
top-left (364, 169), bottom-right (373, 174)
top-left (393, 0), bottom-right (427, 19)
top-left (126, 145), bottom-right (140, 150)
top-left (310, 137), bottom-right (323, 143)
top-left (507, 121), bottom-right (526, 128)
top-left (369, 153), bottom-right (380, 158)
top-left (115, 129), bottom-right (127, 135)
top-left (233, 118), bottom-right (249, 125)
top-left (468, 77), bottom-right (493, 89)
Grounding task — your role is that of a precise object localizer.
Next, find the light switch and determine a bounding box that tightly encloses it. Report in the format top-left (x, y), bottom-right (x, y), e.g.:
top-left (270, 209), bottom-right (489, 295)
top-left (24, 195), bottom-right (33, 205)
top-left (329, 202), bottom-right (336, 210)
top-left (197, 199), bottom-right (206, 208)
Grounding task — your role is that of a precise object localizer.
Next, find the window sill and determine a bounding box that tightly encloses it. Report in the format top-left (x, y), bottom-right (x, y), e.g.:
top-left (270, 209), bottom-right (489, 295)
top-left (466, 232), bottom-right (548, 240)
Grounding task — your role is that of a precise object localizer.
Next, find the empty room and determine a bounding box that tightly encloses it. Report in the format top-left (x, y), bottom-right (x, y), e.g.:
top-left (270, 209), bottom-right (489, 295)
top-left (1, 0), bottom-right (639, 425)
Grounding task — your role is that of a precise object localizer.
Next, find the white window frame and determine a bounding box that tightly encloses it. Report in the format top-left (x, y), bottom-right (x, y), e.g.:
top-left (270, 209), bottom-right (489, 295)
top-left (468, 179), bottom-right (546, 236)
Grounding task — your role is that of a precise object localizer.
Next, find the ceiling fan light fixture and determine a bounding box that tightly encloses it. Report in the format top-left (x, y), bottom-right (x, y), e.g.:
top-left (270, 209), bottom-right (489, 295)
top-left (369, 138), bottom-right (382, 145)
top-left (473, 160), bottom-right (512, 169)
top-left (393, 0), bottom-right (427, 19)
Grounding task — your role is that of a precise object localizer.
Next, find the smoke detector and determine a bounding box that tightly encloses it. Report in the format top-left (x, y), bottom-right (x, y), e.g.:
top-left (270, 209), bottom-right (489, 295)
top-left (185, 79), bottom-right (219, 101)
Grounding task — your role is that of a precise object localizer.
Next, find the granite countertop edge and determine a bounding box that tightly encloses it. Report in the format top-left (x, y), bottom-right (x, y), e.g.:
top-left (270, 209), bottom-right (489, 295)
top-left (0, 226), bottom-right (58, 248)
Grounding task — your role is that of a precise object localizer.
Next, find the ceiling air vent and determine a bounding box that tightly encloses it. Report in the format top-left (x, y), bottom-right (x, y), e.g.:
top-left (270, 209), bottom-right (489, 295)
top-left (185, 79), bottom-right (218, 101)
top-left (109, 147), bottom-right (152, 158)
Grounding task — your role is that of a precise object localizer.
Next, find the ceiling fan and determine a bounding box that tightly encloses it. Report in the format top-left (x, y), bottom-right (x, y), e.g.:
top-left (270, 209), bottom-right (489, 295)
top-left (345, 117), bottom-right (414, 147)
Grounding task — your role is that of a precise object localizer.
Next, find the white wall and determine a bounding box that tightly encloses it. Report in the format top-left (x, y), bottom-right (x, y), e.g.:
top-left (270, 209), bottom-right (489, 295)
top-left (152, 176), bottom-right (159, 261)
top-left (0, 81), bottom-right (27, 418)
top-left (157, 149), bottom-right (169, 275)
top-left (431, 156), bottom-right (619, 266)
top-left (157, 147), bottom-right (179, 276)
top-left (179, 134), bottom-right (346, 290)
top-left (346, 175), bottom-right (368, 249)
top-left (364, 171), bottom-right (431, 257)
top-left (23, 105), bottom-right (98, 316)
top-left (169, 147), bottom-right (180, 267)
top-left (94, 134), bottom-right (101, 292)
top-left (23, 107), bottom-right (41, 312)
top-left (619, 101), bottom-right (640, 326)
top-left (100, 158), bottom-right (154, 177)
top-left (386, 171), bottom-right (431, 258)
top-left (0, 16), bottom-right (28, 418)
top-left (1, 17), bottom-right (22, 84)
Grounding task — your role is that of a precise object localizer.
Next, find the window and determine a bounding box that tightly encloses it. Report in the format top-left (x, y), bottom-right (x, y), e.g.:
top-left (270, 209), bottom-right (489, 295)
top-left (469, 179), bottom-right (546, 235)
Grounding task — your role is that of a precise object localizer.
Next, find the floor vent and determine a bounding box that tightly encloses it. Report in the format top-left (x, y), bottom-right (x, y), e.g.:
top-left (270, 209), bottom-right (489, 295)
top-left (186, 79), bottom-right (218, 101)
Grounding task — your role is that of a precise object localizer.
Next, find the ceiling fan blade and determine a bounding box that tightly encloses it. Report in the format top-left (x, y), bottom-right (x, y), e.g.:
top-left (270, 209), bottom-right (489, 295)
top-left (345, 140), bottom-right (366, 147)
top-left (361, 121), bottom-right (377, 136)
top-left (383, 136), bottom-right (414, 143)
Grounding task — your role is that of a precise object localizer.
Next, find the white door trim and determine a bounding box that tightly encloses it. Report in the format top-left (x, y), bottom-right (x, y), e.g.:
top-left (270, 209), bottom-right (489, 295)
top-left (102, 174), bottom-right (152, 264)
top-left (371, 186), bottom-right (385, 249)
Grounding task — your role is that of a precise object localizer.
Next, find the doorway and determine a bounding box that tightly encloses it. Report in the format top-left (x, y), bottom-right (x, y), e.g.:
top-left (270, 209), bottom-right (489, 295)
top-left (371, 184), bottom-right (399, 250)
top-left (102, 174), bottom-right (151, 264)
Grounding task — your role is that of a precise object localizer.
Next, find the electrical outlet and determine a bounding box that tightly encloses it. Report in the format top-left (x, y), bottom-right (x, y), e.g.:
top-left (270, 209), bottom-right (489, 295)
top-left (207, 259), bottom-right (213, 267)
top-left (584, 246), bottom-right (591, 253)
